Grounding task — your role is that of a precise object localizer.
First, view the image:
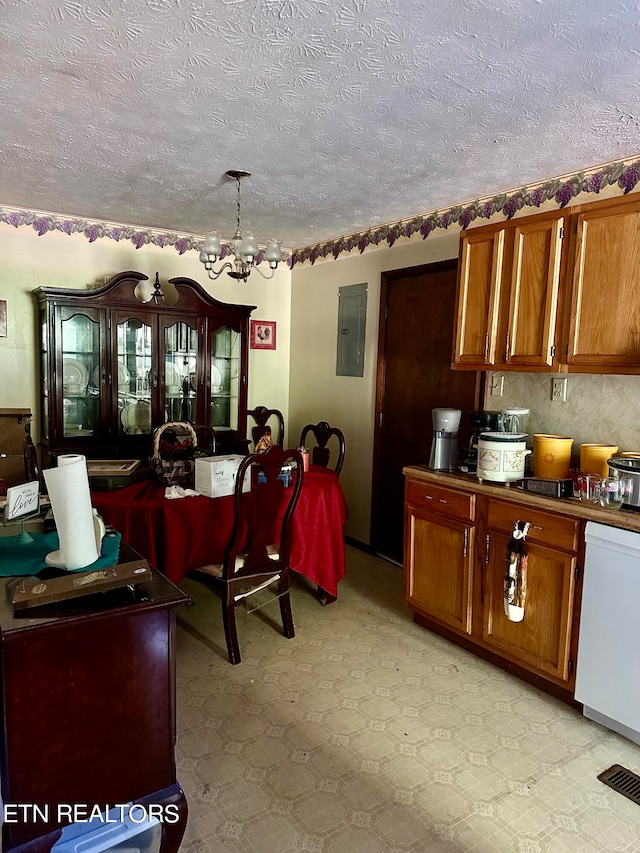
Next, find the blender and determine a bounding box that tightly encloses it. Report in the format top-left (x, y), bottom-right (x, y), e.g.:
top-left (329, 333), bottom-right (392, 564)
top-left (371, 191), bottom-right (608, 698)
top-left (428, 408), bottom-right (462, 472)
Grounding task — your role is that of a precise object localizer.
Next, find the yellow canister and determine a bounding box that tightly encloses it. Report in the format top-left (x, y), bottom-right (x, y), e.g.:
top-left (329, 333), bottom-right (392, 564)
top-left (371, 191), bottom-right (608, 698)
top-left (533, 434), bottom-right (574, 479)
top-left (580, 443), bottom-right (619, 477)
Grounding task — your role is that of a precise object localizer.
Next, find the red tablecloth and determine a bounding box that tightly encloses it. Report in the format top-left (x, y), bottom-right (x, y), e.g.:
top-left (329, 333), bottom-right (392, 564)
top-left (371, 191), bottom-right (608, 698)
top-left (92, 465), bottom-right (349, 599)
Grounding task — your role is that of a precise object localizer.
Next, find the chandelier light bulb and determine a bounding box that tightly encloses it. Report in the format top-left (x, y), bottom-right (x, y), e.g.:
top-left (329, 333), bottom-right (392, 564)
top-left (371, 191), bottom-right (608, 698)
top-left (202, 231), bottom-right (221, 257)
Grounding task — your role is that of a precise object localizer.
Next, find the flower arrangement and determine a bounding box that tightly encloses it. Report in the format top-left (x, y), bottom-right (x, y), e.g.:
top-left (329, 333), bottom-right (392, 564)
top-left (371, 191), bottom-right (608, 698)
top-left (158, 436), bottom-right (194, 461)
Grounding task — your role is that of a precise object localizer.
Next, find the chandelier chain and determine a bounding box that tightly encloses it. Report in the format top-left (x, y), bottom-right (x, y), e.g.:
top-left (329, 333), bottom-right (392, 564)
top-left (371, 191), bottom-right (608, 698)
top-left (236, 177), bottom-right (242, 232)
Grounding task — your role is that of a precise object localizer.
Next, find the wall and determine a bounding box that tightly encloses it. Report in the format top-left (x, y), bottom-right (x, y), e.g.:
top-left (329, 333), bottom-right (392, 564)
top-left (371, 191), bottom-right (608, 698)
top-left (0, 223), bottom-right (292, 442)
top-left (486, 371), bottom-right (640, 460)
top-left (289, 230), bottom-right (460, 545)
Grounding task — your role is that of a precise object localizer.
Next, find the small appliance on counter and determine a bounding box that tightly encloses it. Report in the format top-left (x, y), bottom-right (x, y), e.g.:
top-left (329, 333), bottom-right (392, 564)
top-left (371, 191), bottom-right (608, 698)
top-left (499, 406), bottom-right (530, 434)
top-left (516, 477), bottom-right (574, 498)
top-left (459, 410), bottom-right (501, 473)
top-left (428, 407), bottom-right (462, 472)
top-left (607, 456), bottom-right (640, 509)
top-left (476, 432), bottom-right (531, 484)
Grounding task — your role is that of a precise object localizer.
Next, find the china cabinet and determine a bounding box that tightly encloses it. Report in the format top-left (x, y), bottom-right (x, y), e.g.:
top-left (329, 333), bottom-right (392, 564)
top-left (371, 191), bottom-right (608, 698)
top-left (35, 271), bottom-right (255, 461)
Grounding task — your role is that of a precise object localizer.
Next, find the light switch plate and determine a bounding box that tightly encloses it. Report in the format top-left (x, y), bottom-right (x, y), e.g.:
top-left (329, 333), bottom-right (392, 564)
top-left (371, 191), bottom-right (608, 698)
top-left (489, 374), bottom-right (504, 397)
top-left (551, 377), bottom-right (568, 402)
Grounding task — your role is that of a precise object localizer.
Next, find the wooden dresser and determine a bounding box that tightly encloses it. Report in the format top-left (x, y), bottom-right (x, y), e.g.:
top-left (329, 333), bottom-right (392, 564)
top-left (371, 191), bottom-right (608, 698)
top-left (0, 543), bottom-right (189, 853)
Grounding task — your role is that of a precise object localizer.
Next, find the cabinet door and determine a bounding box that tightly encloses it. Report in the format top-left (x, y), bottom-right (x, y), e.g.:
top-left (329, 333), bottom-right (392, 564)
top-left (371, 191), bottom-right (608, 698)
top-left (497, 215), bottom-right (564, 369)
top-left (566, 198), bottom-right (640, 369)
top-left (209, 324), bottom-right (243, 434)
top-left (405, 505), bottom-right (474, 634)
top-left (453, 228), bottom-right (505, 367)
top-left (482, 530), bottom-right (576, 682)
top-left (161, 315), bottom-right (203, 424)
top-left (113, 311), bottom-right (154, 438)
top-left (57, 306), bottom-right (106, 443)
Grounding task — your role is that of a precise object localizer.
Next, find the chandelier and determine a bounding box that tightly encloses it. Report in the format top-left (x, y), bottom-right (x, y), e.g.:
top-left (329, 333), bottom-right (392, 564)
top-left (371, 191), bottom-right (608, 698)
top-left (199, 170), bottom-right (284, 282)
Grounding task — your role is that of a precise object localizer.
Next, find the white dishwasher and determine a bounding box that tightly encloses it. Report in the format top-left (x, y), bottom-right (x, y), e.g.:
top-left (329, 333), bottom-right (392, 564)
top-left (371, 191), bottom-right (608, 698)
top-left (575, 521), bottom-right (640, 745)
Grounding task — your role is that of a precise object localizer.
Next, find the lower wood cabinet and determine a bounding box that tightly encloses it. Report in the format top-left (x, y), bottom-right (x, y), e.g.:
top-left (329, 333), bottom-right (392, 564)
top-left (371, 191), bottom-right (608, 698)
top-left (404, 472), bottom-right (583, 702)
top-left (482, 513), bottom-right (577, 682)
top-left (404, 479), bottom-right (475, 634)
top-left (406, 508), bottom-right (474, 634)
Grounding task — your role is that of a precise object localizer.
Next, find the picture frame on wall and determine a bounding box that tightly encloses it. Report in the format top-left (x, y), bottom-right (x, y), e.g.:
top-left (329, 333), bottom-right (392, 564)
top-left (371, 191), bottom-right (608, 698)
top-left (250, 320), bottom-right (277, 351)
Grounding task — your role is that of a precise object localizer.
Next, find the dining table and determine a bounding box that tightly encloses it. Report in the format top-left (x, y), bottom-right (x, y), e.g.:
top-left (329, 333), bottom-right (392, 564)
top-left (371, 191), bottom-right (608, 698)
top-left (92, 464), bottom-right (349, 602)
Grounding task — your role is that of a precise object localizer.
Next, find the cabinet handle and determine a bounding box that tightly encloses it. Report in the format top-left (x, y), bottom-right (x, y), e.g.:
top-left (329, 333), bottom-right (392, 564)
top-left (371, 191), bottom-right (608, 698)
top-left (152, 368), bottom-right (158, 389)
top-left (483, 334), bottom-right (489, 360)
top-left (424, 494), bottom-right (434, 500)
top-left (504, 333), bottom-right (510, 362)
top-left (463, 528), bottom-right (468, 557)
top-left (485, 534), bottom-right (491, 564)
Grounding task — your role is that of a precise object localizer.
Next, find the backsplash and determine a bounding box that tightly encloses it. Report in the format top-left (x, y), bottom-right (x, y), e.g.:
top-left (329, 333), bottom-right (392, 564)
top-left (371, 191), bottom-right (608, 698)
top-left (485, 372), bottom-right (640, 459)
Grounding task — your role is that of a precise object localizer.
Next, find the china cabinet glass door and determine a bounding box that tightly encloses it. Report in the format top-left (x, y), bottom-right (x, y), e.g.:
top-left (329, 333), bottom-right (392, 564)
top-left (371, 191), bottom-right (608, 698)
top-left (60, 308), bottom-right (102, 439)
top-left (211, 326), bottom-right (241, 431)
top-left (163, 318), bottom-right (199, 424)
top-left (115, 316), bottom-right (153, 436)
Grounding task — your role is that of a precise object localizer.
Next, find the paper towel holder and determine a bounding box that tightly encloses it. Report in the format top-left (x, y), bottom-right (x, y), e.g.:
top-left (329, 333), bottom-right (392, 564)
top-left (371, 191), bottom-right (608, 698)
top-left (45, 509), bottom-right (106, 570)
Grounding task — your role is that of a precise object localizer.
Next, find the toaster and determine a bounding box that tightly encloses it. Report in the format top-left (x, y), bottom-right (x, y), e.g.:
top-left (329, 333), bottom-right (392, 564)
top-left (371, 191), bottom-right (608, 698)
top-left (516, 477), bottom-right (574, 498)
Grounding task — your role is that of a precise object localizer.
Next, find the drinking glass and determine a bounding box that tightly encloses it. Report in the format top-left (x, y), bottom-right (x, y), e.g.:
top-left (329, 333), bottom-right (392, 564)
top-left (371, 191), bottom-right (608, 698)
top-left (598, 476), bottom-right (632, 510)
top-left (576, 473), bottom-right (604, 503)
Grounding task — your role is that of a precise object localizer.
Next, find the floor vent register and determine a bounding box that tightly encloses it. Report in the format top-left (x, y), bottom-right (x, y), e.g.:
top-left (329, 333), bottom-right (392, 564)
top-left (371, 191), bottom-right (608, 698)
top-left (599, 764), bottom-right (640, 807)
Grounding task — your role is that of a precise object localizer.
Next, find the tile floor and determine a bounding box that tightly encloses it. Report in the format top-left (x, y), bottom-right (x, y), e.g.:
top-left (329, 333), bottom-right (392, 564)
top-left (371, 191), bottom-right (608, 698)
top-left (175, 546), bottom-right (640, 852)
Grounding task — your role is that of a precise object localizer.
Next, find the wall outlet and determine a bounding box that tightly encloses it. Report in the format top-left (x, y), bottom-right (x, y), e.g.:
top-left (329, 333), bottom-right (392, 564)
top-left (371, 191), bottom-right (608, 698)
top-left (489, 374), bottom-right (505, 397)
top-left (551, 377), bottom-right (568, 402)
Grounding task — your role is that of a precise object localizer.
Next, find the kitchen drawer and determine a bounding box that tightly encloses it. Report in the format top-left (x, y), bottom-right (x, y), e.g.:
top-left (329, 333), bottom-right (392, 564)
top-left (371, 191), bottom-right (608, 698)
top-left (487, 499), bottom-right (580, 553)
top-left (406, 478), bottom-right (475, 522)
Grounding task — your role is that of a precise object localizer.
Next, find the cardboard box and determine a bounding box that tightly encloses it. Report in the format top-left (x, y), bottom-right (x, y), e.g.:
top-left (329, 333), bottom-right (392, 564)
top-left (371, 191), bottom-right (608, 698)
top-left (195, 454), bottom-right (251, 498)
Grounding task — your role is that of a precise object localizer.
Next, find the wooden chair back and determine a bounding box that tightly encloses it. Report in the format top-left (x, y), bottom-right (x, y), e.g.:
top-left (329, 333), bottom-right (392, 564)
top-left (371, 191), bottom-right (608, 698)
top-left (299, 421), bottom-right (346, 476)
top-left (247, 406), bottom-right (285, 448)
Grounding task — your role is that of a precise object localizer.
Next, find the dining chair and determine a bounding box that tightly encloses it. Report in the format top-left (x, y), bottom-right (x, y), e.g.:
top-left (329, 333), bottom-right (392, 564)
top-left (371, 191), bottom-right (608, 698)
top-left (247, 406), bottom-right (285, 448)
top-left (193, 423), bottom-right (216, 456)
top-left (194, 444), bottom-right (304, 665)
top-left (299, 421), bottom-right (346, 476)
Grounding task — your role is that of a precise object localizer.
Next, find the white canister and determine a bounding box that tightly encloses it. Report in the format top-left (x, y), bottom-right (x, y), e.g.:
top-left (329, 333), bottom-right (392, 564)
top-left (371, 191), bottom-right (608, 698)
top-left (476, 432), bottom-right (531, 483)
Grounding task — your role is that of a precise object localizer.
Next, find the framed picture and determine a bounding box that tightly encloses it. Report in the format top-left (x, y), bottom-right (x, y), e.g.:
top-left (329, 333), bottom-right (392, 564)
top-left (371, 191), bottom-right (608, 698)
top-left (250, 320), bottom-right (277, 350)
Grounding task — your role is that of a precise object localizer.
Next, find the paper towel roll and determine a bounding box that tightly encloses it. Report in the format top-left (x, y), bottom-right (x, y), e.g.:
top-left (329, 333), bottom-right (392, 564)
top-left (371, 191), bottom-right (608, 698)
top-left (43, 454), bottom-right (99, 570)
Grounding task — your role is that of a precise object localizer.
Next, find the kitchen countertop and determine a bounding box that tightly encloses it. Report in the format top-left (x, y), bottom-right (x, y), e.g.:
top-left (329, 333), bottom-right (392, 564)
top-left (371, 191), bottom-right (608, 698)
top-left (403, 465), bottom-right (640, 533)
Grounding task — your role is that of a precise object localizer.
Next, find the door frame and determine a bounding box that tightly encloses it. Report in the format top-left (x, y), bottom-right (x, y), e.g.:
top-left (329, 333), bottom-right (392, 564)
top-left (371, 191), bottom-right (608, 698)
top-left (370, 259), bottom-right (483, 554)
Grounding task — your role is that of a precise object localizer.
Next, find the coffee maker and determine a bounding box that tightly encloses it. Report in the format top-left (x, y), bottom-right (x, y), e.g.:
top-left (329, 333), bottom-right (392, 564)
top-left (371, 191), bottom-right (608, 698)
top-left (428, 408), bottom-right (462, 472)
top-left (459, 410), bottom-right (502, 473)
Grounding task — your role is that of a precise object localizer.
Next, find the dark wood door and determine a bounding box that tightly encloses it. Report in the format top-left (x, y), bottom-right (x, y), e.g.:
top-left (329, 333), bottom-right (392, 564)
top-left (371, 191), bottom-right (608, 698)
top-left (372, 261), bottom-right (480, 563)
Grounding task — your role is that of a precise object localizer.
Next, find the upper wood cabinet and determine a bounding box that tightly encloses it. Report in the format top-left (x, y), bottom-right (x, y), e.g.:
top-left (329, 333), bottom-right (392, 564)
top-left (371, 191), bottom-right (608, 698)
top-left (453, 193), bottom-right (640, 374)
top-left (35, 271), bottom-right (255, 461)
top-left (453, 226), bottom-right (505, 367)
top-left (453, 212), bottom-right (565, 372)
top-left (565, 196), bottom-right (640, 372)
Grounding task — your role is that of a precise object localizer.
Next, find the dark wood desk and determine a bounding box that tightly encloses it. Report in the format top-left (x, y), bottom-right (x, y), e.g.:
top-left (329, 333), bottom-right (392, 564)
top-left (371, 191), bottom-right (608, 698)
top-left (0, 542), bottom-right (189, 853)
top-left (93, 465), bottom-right (349, 601)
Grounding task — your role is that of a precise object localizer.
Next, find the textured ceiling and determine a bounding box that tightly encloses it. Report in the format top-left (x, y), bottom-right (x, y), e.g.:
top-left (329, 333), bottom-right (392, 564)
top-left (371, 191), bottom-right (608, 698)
top-left (2, 0), bottom-right (640, 251)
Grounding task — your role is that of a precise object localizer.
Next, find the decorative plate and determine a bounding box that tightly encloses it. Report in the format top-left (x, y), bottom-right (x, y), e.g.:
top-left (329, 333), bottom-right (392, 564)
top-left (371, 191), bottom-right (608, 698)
top-left (63, 358), bottom-right (89, 388)
top-left (120, 400), bottom-right (151, 433)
